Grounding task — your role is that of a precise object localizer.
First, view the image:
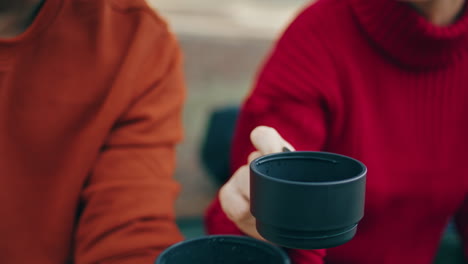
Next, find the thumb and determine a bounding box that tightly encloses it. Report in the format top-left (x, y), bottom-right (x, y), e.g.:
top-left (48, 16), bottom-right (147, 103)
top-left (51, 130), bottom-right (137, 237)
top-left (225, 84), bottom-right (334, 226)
top-left (250, 126), bottom-right (295, 155)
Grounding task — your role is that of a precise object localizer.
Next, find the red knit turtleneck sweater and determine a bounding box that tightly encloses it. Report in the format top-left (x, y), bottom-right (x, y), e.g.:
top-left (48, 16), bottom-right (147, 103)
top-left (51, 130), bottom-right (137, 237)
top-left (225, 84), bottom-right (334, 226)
top-left (205, 0), bottom-right (468, 263)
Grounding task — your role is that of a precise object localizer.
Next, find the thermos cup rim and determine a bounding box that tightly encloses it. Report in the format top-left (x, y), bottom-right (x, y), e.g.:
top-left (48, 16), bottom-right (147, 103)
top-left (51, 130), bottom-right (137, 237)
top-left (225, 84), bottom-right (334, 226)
top-left (250, 151), bottom-right (367, 186)
top-left (156, 235), bottom-right (291, 264)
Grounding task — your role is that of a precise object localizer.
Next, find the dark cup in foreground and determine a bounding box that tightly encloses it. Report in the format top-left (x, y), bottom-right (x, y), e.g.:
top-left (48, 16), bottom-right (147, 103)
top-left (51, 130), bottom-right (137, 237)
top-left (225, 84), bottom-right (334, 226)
top-left (155, 235), bottom-right (290, 264)
top-left (250, 151), bottom-right (367, 249)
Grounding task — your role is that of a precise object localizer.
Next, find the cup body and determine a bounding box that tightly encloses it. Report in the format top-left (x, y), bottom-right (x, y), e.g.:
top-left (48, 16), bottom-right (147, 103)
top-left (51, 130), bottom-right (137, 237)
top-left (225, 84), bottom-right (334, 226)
top-left (156, 235), bottom-right (291, 264)
top-left (250, 151), bottom-right (367, 249)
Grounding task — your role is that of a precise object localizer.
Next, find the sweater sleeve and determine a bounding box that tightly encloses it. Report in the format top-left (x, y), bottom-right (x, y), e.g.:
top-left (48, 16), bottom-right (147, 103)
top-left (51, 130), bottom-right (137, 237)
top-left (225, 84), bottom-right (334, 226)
top-left (73, 28), bottom-right (186, 264)
top-left (204, 7), bottom-right (340, 264)
top-left (455, 194), bottom-right (468, 260)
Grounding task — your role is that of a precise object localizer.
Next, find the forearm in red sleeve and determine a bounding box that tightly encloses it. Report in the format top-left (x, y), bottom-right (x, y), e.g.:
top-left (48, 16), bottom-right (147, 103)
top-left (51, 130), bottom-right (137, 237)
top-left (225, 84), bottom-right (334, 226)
top-left (205, 8), bottom-right (342, 264)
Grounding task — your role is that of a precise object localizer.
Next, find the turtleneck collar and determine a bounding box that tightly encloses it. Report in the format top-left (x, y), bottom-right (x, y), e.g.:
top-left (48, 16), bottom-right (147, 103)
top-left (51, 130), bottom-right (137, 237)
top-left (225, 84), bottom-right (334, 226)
top-left (350, 0), bottom-right (468, 69)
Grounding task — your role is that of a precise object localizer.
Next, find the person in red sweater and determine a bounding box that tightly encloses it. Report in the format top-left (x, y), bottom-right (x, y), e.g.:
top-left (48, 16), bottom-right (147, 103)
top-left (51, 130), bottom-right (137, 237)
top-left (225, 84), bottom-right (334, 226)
top-left (0, 0), bottom-right (185, 263)
top-left (206, 0), bottom-right (468, 263)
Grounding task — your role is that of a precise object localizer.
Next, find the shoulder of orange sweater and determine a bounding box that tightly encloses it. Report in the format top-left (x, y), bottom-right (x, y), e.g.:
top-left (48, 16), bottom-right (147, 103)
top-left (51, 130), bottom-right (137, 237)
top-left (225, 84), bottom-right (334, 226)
top-left (106, 0), bottom-right (170, 27)
top-left (104, 0), bottom-right (180, 71)
top-left (70, 0), bottom-right (171, 28)
top-left (66, 0), bottom-right (182, 100)
top-left (69, 0), bottom-right (176, 48)
top-left (103, 0), bottom-right (182, 98)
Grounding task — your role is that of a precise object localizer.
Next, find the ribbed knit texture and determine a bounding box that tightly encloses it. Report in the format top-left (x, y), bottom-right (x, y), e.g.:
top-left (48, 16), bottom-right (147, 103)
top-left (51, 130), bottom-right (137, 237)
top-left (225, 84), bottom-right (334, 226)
top-left (205, 0), bottom-right (468, 263)
top-left (0, 0), bottom-right (185, 263)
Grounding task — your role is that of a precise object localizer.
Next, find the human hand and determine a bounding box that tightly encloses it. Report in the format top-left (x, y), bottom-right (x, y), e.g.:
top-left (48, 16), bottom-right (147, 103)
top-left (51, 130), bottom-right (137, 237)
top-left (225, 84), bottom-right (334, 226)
top-left (219, 126), bottom-right (295, 239)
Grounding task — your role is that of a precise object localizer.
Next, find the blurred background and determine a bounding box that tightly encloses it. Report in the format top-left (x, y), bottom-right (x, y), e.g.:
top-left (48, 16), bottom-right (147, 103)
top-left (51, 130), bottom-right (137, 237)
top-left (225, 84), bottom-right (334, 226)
top-left (147, 1), bottom-right (464, 263)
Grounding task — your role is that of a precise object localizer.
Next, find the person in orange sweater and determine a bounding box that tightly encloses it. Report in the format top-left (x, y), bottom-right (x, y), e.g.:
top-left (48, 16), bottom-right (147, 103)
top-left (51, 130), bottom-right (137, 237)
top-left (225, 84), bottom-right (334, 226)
top-left (0, 0), bottom-right (185, 263)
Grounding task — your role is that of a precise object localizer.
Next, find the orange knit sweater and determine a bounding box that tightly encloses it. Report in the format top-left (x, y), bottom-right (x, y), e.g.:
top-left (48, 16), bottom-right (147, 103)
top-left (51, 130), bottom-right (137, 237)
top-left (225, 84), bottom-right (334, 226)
top-left (0, 0), bottom-right (185, 263)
